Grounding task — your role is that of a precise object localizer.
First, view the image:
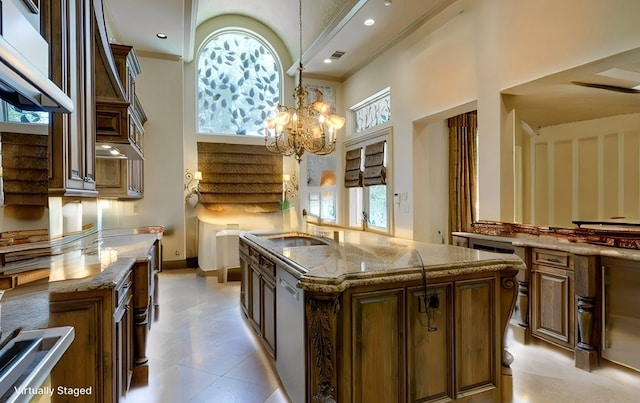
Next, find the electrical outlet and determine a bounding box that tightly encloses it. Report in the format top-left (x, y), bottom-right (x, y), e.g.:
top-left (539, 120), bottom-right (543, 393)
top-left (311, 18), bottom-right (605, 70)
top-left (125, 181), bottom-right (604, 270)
top-left (175, 250), bottom-right (180, 256)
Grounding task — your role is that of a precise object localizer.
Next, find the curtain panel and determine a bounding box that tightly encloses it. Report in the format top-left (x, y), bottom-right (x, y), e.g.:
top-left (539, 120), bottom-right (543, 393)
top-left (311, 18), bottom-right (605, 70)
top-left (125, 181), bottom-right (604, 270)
top-left (448, 111), bottom-right (478, 237)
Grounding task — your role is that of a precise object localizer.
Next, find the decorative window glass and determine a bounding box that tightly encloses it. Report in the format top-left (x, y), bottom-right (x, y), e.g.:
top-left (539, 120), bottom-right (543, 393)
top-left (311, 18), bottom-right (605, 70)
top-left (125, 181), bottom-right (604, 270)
top-left (197, 30), bottom-right (281, 135)
top-left (1, 102), bottom-right (49, 124)
top-left (352, 88), bottom-right (390, 133)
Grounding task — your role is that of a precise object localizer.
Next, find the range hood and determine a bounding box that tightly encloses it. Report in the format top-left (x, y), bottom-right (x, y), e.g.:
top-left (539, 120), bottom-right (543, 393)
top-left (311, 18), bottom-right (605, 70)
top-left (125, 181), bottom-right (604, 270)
top-left (0, 36), bottom-right (73, 114)
top-left (0, 1), bottom-right (73, 114)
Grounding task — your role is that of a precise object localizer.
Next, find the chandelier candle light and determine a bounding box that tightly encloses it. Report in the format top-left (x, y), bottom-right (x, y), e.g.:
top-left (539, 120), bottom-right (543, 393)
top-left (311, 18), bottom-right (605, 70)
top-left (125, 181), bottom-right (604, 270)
top-left (264, 0), bottom-right (345, 162)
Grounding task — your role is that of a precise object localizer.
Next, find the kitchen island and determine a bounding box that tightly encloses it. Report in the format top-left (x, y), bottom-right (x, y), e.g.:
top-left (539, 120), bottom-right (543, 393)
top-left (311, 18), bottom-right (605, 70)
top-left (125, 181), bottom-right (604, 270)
top-left (239, 232), bottom-right (525, 402)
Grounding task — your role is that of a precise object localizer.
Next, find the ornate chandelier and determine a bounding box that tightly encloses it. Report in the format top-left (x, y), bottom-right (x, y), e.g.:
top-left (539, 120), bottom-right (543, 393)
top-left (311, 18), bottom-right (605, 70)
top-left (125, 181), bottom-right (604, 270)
top-left (264, 0), bottom-right (345, 162)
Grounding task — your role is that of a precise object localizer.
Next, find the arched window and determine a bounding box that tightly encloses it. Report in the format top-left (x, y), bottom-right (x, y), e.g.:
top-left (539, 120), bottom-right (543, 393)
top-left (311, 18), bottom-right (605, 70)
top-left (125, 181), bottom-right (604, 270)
top-left (197, 30), bottom-right (281, 136)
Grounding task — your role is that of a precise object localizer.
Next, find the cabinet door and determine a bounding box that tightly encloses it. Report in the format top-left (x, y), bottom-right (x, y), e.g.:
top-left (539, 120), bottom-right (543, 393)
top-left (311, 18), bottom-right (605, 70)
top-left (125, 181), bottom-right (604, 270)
top-left (407, 284), bottom-right (453, 402)
top-left (262, 275), bottom-right (276, 358)
top-left (44, 0), bottom-right (97, 196)
top-left (115, 292), bottom-right (133, 398)
top-left (239, 253), bottom-right (250, 315)
top-left (455, 278), bottom-right (496, 395)
top-left (351, 288), bottom-right (405, 403)
top-left (532, 264), bottom-right (574, 348)
top-left (250, 265), bottom-right (262, 332)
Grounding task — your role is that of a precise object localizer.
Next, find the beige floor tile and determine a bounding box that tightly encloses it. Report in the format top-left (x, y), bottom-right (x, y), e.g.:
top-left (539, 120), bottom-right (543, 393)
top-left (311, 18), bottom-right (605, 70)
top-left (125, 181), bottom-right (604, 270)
top-left (124, 268), bottom-right (640, 403)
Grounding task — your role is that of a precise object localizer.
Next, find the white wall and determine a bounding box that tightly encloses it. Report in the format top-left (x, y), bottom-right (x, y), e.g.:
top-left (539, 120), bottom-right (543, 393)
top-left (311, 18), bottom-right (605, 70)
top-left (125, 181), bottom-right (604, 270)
top-left (341, 0), bottom-right (640, 239)
top-left (101, 56), bottom-right (186, 261)
top-left (93, 0), bottom-right (640, 260)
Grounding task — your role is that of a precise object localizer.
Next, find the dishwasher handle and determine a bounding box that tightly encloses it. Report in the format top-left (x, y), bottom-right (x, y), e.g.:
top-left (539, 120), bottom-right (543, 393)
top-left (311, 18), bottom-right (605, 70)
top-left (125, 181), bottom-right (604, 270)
top-left (279, 278), bottom-right (299, 301)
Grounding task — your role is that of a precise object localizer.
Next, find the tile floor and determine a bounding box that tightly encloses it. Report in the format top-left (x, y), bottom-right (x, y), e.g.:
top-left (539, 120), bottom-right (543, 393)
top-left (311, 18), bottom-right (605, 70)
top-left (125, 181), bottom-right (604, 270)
top-left (123, 269), bottom-right (640, 403)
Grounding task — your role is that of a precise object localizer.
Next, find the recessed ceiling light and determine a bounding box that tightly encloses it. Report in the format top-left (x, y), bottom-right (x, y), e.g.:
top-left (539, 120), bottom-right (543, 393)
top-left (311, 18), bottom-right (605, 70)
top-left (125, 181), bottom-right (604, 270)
top-left (156, 33), bottom-right (168, 39)
top-left (364, 19), bottom-right (375, 26)
top-left (324, 59), bottom-right (332, 64)
top-left (101, 145), bottom-right (112, 149)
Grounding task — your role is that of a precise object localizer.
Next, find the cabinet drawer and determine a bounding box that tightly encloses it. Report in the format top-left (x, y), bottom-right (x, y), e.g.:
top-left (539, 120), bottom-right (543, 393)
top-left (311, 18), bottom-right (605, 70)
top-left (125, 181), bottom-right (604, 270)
top-left (532, 249), bottom-right (572, 269)
top-left (260, 256), bottom-right (276, 277)
top-left (239, 240), bottom-right (249, 255)
top-left (116, 272), bottom-right (133, 306)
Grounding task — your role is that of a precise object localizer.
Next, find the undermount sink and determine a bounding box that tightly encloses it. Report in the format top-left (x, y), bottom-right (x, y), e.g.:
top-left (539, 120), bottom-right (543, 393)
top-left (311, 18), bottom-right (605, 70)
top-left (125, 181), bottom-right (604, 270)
top-left (263, 234), bottom-right (331, 247)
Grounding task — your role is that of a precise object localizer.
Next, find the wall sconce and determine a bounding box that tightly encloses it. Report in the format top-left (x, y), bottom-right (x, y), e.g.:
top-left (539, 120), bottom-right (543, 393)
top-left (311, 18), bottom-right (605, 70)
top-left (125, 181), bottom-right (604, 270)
top-left (283, 173), bottom-right (298, 202)
top-left (185, 168), bottom-right (202, 206)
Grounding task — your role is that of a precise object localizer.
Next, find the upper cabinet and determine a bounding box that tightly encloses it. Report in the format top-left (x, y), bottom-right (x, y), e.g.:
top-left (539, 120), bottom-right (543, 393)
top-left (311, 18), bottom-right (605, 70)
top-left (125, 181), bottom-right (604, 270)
top-left (42, 0), bottom-right (113, 197)
top-left (95, 43), bottom-right (147, 199)
top-left (95, 44), bottom-right (146, 160)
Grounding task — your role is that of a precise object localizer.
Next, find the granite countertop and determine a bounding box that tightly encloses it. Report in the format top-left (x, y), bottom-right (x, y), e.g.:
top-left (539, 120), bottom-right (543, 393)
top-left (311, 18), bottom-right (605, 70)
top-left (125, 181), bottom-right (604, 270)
top-left (453, 231), bottom-right (640, 262)
top-left (241, 232), bottom-right (525, 293)
top-left (0, 229), bottom-right (161, 339)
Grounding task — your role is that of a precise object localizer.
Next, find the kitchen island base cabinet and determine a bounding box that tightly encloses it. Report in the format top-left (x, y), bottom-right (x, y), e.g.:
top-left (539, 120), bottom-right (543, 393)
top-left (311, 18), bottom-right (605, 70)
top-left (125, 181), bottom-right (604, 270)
top-left (310, 272), bottom-right (516, 403)
top-left (240, 233), bottom-right (522, 403)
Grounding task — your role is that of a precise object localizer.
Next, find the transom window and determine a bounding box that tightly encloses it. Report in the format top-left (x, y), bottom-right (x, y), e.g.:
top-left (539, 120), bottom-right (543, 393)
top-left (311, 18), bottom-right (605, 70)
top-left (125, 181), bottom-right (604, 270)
top-left (197, 30), bottom-right (281, 136)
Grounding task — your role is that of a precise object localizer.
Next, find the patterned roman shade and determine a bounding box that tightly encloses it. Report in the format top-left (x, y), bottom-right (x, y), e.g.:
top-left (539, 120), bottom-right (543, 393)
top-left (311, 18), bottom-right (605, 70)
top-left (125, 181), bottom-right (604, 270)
top-left (344, 148), bottom-right (362, 188)
top-left (363, 140), bottom-right (386, 186)
top-left (197, 142), bottom-right (283, 212)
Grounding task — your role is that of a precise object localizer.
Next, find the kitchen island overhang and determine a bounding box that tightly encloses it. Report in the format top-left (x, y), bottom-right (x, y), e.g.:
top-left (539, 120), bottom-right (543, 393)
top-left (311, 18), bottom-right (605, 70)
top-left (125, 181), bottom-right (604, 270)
top-left (240, 232), bottom-right (525, 402)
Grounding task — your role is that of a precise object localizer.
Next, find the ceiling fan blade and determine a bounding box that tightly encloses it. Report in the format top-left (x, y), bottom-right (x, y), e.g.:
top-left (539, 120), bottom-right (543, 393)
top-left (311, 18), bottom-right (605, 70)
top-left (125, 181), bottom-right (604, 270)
top-left (571, 81), bottom-right (640, 94)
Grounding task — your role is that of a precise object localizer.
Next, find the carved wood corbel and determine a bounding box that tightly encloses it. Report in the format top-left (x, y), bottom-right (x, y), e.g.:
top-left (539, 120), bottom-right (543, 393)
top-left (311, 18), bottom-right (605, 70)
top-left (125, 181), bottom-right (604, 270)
top-left (305, 295), bottom-right (340, 402)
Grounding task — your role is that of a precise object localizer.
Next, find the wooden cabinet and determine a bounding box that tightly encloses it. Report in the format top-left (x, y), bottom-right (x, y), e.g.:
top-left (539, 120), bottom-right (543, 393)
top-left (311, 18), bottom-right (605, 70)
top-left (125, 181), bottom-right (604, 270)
top-left (50, 270), bottom-right (133, 402)
top-left (407, 284), bottom-right (452, 402)
top-left (351, 288), bottom-right (405, 402)
top-left (96, 158), bottom-right (143, 199)
top-left (343, 278), bottom-right (497, 402)
top-left (42, 0), bottom-right (101, 197)
top-left (114, 274), bottom-right (134, 398)
top-left (239, 240), bottom-right (276, 358)
top-left (531, 248), bottom-right (575, 349)
top-left (96, 44), bottom-right (145, 159)
top-left (260, 255), bottom-right (277, 357)
top-left (239, 242), bottom-right (250, 314)
top-left (95, 43), bottom-right (147, 199)
top-left (49, 243), bottom-right (158, 402)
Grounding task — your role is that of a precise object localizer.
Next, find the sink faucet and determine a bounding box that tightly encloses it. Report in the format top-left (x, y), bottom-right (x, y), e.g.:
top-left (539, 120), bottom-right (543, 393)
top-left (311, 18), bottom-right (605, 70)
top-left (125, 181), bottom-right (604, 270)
top-left (361, 211), bottom-right (368, 231)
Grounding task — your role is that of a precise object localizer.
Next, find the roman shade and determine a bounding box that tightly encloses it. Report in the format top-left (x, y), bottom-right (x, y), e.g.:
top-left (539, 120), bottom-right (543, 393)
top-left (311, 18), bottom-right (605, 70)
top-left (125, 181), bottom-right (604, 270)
top-left (363, 140), bottom-right (386, 186)
top-left (197, 142), bottom-right (283, 212)
top-left (1, 132), bottom-right (48, 206)
top-left (344, 148), bottom-right (362, 188)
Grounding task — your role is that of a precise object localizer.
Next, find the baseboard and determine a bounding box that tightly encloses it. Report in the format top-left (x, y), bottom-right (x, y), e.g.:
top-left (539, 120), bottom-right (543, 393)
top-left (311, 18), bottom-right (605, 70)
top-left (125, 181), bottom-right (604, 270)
top-left (186, 257), bottom-right (198, 268)
top-left (162, 257), bottom-right (199, 270)
top-left (162, 259), bottom-right (189, 270)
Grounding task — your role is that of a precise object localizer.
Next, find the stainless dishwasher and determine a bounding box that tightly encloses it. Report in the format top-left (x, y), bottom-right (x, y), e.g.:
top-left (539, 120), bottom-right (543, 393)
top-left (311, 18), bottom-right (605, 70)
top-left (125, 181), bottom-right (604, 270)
top-left (275, 266), bottom-right (305, 403)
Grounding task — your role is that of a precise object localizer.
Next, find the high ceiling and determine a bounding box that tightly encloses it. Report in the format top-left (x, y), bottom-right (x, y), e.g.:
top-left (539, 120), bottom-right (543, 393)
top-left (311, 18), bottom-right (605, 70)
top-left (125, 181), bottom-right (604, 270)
top-left (102, 0), bottom-right (640, 129)
top-left (102, 0), bottom-right (458, 80)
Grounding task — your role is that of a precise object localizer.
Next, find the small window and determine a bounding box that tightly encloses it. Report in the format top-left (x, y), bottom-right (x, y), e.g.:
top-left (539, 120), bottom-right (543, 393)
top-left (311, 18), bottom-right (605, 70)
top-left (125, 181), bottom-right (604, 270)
top-left (196, 30), bottom-right (281, 136)
top-left (352, 88), bottom-right (390, 134)
top-left (345, 130), bottom-right (392, 234)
